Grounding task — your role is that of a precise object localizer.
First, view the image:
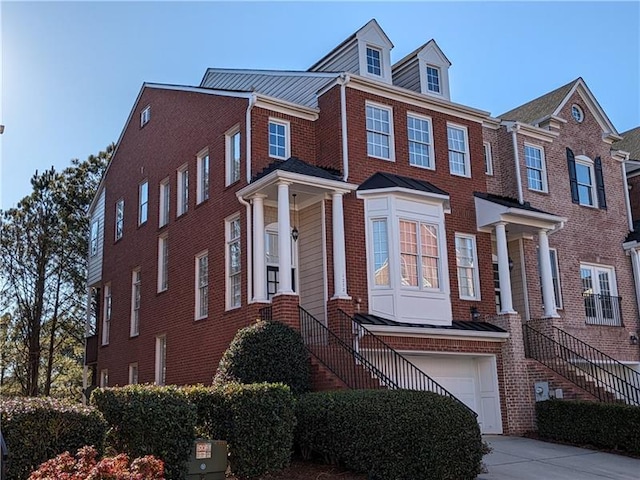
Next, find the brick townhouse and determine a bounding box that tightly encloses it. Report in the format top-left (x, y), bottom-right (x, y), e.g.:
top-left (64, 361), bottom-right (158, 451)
top-left (84, 19), bottom-right (640, 436)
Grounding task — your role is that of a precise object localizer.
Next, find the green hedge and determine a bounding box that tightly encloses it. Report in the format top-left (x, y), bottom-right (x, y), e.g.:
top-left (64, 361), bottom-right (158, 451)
top-left (0, 397), bottom-right (106, 480)
top-left (91, 385), bottom-right (196, 480)
top-left (296, 390), bottom-right (485, 480)
top-left (536, 400), bottom-right (640, 455)
top-left (183, 383), bottom-right (296, 479)
top-left (215, 320), bottom-right (311, 395)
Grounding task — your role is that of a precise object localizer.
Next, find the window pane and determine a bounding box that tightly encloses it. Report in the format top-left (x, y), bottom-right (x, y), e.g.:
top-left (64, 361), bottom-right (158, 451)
top-left (366, 106), bottom-right (391, 159)
top-left (372, 220), bottom-right (389, 286)
top-left (420, 224), bottom-right (438, 257)
top-left (422, 256), bottom-right (439, 289)
top-left (447, 127), bottom-right (467, 175)
top-left (269, 122), bottom-right (286, 158)
top-left (408, 116), bottom-right (431, 168)
top-left (426, 66), bottom-right (440, 93)
top-left (366, 47), bottom-right (381, 76)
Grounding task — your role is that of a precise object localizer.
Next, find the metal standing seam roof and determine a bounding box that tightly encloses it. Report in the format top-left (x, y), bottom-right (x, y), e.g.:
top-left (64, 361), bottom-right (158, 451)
top-left (616, 126), bottom-right (640, 161)
top-left (498, 79), bottom-right (578, 124)
top-left (252, 157), bottom-right (343, 182)
top-left (355, 313), bottom-right (507, 333)
top-left (200, 69), bottom-right (340, 109)
top-left (358, 172), bottom-right (449, 196)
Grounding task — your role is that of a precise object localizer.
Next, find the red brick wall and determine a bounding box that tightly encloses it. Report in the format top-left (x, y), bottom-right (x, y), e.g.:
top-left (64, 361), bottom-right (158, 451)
top-left (628, 173), bottom-right (640, 222)
top-left (490, 91), bottom-right (639, 362)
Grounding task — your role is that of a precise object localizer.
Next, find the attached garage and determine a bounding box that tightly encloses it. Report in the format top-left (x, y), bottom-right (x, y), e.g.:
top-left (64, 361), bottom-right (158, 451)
top-left (404, 353), bottom-right (503, 434)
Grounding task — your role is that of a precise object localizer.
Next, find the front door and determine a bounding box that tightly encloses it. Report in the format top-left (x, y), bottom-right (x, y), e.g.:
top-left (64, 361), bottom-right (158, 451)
top-left (265, 226), bottom-right (296, 300)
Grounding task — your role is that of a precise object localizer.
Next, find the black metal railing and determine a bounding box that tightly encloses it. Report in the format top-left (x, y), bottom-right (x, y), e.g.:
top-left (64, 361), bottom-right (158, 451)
top-left (523, 323), bottom-right (640, 405)
top-left (582, 293), bottom-right (623, 326)
top-left (301, 307), bottom-right (475, 415)
top-left (259, 306), bottom-right (272, 322)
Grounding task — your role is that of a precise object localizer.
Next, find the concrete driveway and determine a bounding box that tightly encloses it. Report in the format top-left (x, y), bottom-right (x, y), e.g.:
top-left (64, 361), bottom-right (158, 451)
top-left (478, 435), bottom-right (640, 480)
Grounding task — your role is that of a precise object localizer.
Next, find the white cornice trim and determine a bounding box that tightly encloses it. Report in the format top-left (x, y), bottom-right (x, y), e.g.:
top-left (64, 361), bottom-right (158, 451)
top-left (364, 324), bottom-right (510, 341)
top-left (144, 83), bottom-right (254, 98)
top-left (237, 169), bottom-right (358, 199)
top-left (356, 186), bottom-right (451, 212)
top-left (501, 121), bottom-right (559, 142)
top-left (483, 117), bottom-right (501, 130)
top-left (254, 95), bottom-right (319, 121)
top-left (346, 75), bottom-right (490, 123)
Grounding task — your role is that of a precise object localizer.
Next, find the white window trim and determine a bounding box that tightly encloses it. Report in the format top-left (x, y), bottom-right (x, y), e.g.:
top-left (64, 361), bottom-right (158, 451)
top-left (128, 363), bottom-right (138, 385)
top-left (366, 101), bottom-right (395, 162)
top-left (446, 123), bottom-right (471, 178)
top-left (195, 250), bottom-right (209, 320)
top-left (398, 219), bottom-right (442, 291)
top-left (102, 283), bottom-right (111, 346)
top-left (177, 164), bottom-right (189, 216)
top-left (100, 369), bottom-right (108, 387)
top-left (155, 335), bottom-right (166, 386)
top-left (196, 149), bottom-right (209, 204)
top-left (268, 119), bottom-right (290, 160)
top-left (365, 45), bottom-right (383, 77)
top-left (226, 126), bottom-right (241, 186)
top-left (138, 180), bottom-right (149, 226)
top-left (425, 64), bottom-right (442, 95)
top-left (580, 262), bottom-right (618, 296)
top-left (455, 233), bottom-right (481, 301)
top-left (130, 268), bottom-right (141, 337)
top-left (115, 199), bottom-right (124, 241)
top-left (575, 155), bottom-right (598, 208)
top-left (140, 106), bottom-right (150, 127)
top-left (226, 214), bottom-right (242, 310)
top-left (571, 104), bottom-right (584, 123)
top-left (90, 220), bottom-right (99, 256)
top-left (483, 141), bottom-right (494, 176)
top-left (159, 178), bottom-right (170, 227)
top-left (407, 112), bottom-right (435, 171)
top-left (157, 234), bottom-right (168, 293)
top-left (545, 247), bottom-right (563, 310)
top-left (524, 143), bottom-right (548, 193)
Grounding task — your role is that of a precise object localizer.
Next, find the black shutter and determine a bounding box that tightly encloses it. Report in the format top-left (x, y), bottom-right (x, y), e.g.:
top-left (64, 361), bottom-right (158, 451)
top-left (594, 155), bottom-right (607, 210)
top-left (566, 147), bottom-right (579, 203)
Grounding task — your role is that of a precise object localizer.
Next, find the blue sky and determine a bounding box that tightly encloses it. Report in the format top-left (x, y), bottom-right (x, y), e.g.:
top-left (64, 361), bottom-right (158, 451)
top-left (2, 1), bottom-right (639, 209)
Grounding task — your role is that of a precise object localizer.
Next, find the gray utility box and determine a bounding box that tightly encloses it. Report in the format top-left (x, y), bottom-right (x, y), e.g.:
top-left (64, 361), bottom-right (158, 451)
top-left (186, 439), bottom-right (227, 480)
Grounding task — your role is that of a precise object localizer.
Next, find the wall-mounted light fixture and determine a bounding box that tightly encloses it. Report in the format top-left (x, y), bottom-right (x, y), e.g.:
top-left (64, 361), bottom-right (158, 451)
top-left (630, 332), bottom-right (638, 346)
top-left (470, 306), bottom-right (481, 321)
top-left (291, 194), bottom-right (299, 242)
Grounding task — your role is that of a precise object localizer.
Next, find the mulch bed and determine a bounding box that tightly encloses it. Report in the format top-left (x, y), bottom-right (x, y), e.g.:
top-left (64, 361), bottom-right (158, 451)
top-left (226, 459), bottom-right (367, 479)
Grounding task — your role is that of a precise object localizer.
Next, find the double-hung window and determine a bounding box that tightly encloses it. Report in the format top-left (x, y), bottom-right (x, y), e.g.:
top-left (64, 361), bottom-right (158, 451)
top-left (102, 284), bottom-right (111, 345)
top-left (128, 363), bottom-right (139, 385)
top-left (138, 181), bottom-right (148, 225)
top-left (90, 220), bottom-right (99, 256)
top-left (197, 152), bottom-right (209, 204)
top-left (399, 220), bottom-right (440, 289)
top-left (372, 219), bottom-right (390, 287)
top-left (155, 335), bottom-right (166, 385)
top-left (226, 128), bottom-right (241, 185)
top-left (115, 199), bottom-right (124, 240)
top-left (525, 144), bottom-right (547, 192)
top-left (100, 369), bottom-right (109, 387)
top-left (268, 120), bottom-right (289, 159)
top-left (130, 268), bottom-right (141, 337)
top-left (366, 103), bottom-right (393, 160)
top-left (455, 234), bottom-right (480, 300)
top-left (426, 66), bottom-right (441, 93)
top-left (226, 216), bottom-right (241, 309)
top-left (177, 165), bottom-right (189, 216)
top-left (157, 235), bottom-right (168, 292)
top-left (140, 106), bottom-right (150, 127)
top-left (159, 178), bottom-right (170, 227)
top-left (195, 252), bottom-right (208, 319)
top-left (447, 124), bottom-right (469, 177)
top-left (576, 159), bottom-right (595, 206)
top-left (407, 114), bottom-right (433, 169)
top-left (366, 46), bottom-right (382, 76)
top-left (483, 142), bottom-right (493, 175)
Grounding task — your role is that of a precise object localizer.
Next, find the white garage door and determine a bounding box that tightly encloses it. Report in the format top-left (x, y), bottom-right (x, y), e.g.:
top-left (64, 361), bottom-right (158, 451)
top-left (405, 354), bottom-right (503, 434)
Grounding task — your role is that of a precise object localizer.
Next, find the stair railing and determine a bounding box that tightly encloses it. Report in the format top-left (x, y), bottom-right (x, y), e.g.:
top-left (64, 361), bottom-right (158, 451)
top-left (523, 323), bottom-right (640, 405)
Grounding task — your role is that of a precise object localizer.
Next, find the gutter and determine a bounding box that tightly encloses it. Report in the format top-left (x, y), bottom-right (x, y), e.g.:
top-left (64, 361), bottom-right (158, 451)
top-left (245, 93), bottom-right (257, 184)
top-left (507, 123), bottom-right (525, 204)
top-left (339, 73), bottom-right (350, 181)
top-left (237, 195), bottom-right (253, 303)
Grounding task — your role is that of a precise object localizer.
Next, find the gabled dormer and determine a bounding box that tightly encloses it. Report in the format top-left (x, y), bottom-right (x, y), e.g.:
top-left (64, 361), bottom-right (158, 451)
top-left (392, 40), bottom-right (452, 101)
top-left (308, 19), bottom-right (394, 85)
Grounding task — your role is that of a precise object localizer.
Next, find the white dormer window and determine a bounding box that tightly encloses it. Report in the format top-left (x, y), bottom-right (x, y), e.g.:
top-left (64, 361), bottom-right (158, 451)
top-left (426, 66), bottom-right (441, 93)
top-left (366, 47), bottom-right (382, 76)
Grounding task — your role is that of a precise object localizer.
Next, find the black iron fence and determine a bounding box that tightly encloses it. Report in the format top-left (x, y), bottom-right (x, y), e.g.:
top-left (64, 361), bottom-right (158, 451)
top-left (582, 293), bottom-right (623, 326)
top-left (523, 323), bottom-right (640, 405)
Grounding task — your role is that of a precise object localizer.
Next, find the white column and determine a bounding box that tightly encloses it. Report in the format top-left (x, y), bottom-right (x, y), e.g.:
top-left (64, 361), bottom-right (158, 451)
top-left (252, 194), bottom-right (267, 302)
top-left (538, 229), bottom-right (558, 318)
top-left (630, 249), bottom-right (640, 318)
top-left (277, 182), bottom-right (293, 294)
top-left (495, 223), bottom-right (516, 314)
top-left (331, 191), bottom-right (349, 299)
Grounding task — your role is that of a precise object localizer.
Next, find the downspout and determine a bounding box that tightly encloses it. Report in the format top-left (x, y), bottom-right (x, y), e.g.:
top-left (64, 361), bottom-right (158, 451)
top-left (237, 195), bottom-right (253, 304)
top-left (245, 93), bottom-right (257, 184)
top-left (509, 123), bottom-right (524, 204)
top-left (82, 285), bottom-right (91, 405)
top-left (621, 157), bottom-right (634, 231)
top-left (339, 73), bottom-right (350, 181)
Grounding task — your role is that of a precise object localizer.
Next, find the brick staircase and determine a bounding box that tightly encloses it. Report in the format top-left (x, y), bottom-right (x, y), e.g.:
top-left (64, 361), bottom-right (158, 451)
top-left (307, 344), bottom-right (383, 391)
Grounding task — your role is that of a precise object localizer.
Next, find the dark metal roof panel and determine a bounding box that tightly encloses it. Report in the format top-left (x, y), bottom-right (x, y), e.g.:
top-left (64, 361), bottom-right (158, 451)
top-left (252, 157), bottom-right (342, 182)
top-left (358, 172), bottom-right (449, 196)
top-left (355, 313), bottom-right (507, 333)
top-left (473, 192), bottom-right (554, 215)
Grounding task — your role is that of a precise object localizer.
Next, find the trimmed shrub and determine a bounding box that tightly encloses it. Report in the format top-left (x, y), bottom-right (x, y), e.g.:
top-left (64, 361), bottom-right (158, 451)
top-left (183, 383), bottom-right (296, 479)
top-left (91, 385), bottom-right (196, 480)
top-left (28, 445), bottom-right (165, 480)
top-left (0, 396), bottom-right (106, 480)
top-left (536, 400), bottom-right (640, 455)
top-left (296, 390), bottom-right (485, 480)
top-left (215, 320), bottom-right (310, 395)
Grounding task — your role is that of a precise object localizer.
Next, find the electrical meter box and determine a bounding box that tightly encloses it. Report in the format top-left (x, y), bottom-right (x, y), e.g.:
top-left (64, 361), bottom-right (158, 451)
top-left (186, 439), bottom-right (227, 480)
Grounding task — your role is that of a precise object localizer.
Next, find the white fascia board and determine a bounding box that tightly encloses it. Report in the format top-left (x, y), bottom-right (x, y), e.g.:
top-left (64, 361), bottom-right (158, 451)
top-left (501, 209), bottom-right (567, 228)
top-left (347, 75), bottom-right (490, 123)
top-left (504, 121), bottom-right (559, 142)
top-left (365, 324), bottom-right (510, 342)
top-left (356, 187), bottom-right (451, 212)
top-left (144, 83), bottom-right (254, 99)
top-left (237, 169), bottom-right (357, 199)
top-left (254, 95), bottom-right (319, 121)
top-left (200, 67), bottom-right (338, 86)
top-left (483, 117), bottom-right (501, 130)
top-left (554, 80), bottom-right (619, 137)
